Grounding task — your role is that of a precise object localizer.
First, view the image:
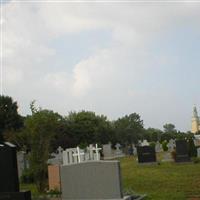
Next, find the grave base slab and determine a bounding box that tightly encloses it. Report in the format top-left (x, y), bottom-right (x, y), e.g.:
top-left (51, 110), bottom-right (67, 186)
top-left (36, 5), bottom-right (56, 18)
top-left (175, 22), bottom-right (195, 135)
top-left (0, 191), bottom-right (31, 200)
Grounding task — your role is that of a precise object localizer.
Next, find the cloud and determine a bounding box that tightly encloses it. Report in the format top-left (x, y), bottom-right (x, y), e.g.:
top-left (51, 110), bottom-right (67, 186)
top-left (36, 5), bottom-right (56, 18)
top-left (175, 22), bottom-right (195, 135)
top-left (2, 1), bottom-right (200, 130)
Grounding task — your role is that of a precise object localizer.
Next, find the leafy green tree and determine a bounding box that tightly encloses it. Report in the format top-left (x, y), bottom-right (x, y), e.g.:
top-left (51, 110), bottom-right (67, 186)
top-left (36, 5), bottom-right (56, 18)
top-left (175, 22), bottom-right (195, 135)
top-left (65, 111), bottom-right (113, 146)
top-left (24, 105), bottom-right (62, 192)
top-left (114, 113), bottom-right (144, 144)
top-left (163, 123), bottom-right (177, 133)
top-left (0, 95), bottom-right (23, 142)
top-left (145, 128), bottom-right (163, 142)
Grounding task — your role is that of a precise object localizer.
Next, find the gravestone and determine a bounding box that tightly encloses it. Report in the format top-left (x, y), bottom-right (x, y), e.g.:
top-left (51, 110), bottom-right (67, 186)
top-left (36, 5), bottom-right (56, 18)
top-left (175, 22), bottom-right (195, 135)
top-left (167, 139), bottom-right (176, 152)
top-left (155, 142), bottom-right (163, 153)
top-left (141, 140), bottom-right (149, 147)
top-left (17, 151), bottom-right (29, 178)
top-left (0, 142), bottom-right (31, 200)
top-left (162, 152), bottom-right (173, 162)
top-left (175, 140), bottom-right (190, 163)
top-left (48, 146), bottom-right (63, 165)
top-left (197, 148), bottom-right (200, 158)
top-left (137, 146), bottom-right (156, 163)
top-left (62, 144), bottom-right (101, 165)
top-left (60, 161), bottom-right (132, 200)
top-left (48, 165), bottom-right (61, 191)
top-left (194, 135), bottom-right (200, 146)
top-left (132, 144), bottom-right (137, 156)
top-left (103, 143), bottom-right (114, 159)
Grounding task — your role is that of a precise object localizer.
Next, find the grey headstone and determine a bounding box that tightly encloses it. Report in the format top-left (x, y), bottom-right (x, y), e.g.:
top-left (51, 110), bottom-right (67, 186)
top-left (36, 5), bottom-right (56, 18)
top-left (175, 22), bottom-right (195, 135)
top-left (60, 161), bottom-right (123, 199)
top-left (103, 143), bottom-right (113, 158)
top-left (197, 148), bottom-right (200, 158)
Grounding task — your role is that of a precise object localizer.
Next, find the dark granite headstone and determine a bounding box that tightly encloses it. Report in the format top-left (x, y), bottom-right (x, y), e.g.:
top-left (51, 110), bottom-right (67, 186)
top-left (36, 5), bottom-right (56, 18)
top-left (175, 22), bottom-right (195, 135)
top-left (0, 142), bottom-right (31, 200)
top-left (137, 146), bottom-right (156, 163)
top-left (175, 140), bottom-right (190, 163)
top-left (0, 142), bottom-right (19, 192)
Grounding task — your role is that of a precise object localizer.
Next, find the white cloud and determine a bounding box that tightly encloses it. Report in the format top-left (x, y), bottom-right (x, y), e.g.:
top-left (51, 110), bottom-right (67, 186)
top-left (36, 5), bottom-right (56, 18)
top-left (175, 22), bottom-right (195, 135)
top-left (2, 1), bottom-right (200, 131)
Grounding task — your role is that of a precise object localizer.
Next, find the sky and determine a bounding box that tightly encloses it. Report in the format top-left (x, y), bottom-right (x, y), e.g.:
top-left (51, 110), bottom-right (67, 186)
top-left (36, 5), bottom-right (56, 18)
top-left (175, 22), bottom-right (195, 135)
top-left (1, 0), bottom-right (200, 132)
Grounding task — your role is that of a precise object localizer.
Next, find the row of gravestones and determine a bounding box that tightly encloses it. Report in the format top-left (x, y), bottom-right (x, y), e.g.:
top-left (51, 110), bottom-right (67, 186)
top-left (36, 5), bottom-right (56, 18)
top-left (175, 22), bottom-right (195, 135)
top-left (1, 139), bottom-right (198, 200)
top-left (137, 140), bottom-right (199, 164)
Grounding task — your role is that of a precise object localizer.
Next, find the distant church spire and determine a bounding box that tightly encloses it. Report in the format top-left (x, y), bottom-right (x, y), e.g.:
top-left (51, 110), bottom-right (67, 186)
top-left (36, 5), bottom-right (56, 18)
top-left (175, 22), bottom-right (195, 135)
top-left (192, 105), bottom-right (200, 134)
top-left (193, 106), bottom-right (198, 118)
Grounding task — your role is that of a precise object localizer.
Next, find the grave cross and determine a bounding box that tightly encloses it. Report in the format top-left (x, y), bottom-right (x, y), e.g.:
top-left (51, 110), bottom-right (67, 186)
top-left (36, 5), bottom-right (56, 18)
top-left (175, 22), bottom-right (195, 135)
top-left (73, 147), bottom-right (85, 163)
top-left (93, 144), bottom-right (102, 160)
top-left (57, 146), bottom-right (63, 155)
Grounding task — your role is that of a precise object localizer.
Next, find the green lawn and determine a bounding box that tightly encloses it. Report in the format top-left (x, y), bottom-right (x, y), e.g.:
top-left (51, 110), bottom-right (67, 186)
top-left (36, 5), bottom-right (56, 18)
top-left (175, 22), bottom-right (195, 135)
top-left (120, 156), bottom-right (200, 200)
top-left (21, 156), bottom-right (200, 200)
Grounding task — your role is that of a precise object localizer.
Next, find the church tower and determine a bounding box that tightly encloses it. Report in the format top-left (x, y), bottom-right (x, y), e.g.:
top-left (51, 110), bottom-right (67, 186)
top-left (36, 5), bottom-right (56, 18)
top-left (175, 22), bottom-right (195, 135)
top-left (191, 106), bottom-right (200, 134)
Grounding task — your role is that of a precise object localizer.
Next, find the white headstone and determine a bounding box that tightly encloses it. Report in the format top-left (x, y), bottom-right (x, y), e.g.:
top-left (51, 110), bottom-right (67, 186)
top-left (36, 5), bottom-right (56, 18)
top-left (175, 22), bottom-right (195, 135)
top-left (141, 140), bottom-right (149, 146)
top-left (73, 147), bottom-right (85, 163)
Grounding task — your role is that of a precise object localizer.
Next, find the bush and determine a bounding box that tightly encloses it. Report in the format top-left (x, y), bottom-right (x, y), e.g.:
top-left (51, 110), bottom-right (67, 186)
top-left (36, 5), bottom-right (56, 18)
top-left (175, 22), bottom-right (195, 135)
top-left (162, 141), bottom-right (168, 152)
top-left (192, 157), bottom-right (200, 164)
top-left (20, 169), bottom-right (34, 184)
top-left (150, 142), bottom-right (156, 148)
top-left (47, 188), bottom-right (61, 195)
top-left (188, 139), bottom-right (197, 157)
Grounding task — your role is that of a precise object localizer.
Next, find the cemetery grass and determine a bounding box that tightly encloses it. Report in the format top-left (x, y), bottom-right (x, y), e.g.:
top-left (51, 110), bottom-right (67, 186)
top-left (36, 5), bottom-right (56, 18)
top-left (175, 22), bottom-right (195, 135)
top-left (120, 155), bottom-right (200, 200)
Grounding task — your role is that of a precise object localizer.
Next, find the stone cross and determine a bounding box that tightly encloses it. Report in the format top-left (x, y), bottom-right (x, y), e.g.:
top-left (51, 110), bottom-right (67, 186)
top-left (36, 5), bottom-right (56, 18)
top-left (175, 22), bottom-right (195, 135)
top-left (73, 147), bottom-right (85, 163)
top-left (93, 144), bottom-right (102, 160)
top-left (57, 146), bottom-right (63, 155)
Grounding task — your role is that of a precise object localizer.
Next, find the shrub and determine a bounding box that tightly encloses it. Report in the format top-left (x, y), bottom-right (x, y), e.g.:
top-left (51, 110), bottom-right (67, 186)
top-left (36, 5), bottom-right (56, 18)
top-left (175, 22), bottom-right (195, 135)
top-left (192, 157), bottom-right (200, 164)
top-left (20, 168), bottom-right (34, 184)
top-left (150, 142), bottom-right (156, 148)
top-left (188, 139), bottom-right (197, 157)
top-left (162, 141), bottom-right (168, 152)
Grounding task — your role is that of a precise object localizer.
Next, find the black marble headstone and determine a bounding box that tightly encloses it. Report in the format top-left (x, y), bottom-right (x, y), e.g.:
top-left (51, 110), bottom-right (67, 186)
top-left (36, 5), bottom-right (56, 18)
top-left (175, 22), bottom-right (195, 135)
top-left (0, 142), bottom-right (19, 192)
top-left (0, 142), bottom-right (31, 200)
top-left (175, 140), bottom-right (190, 163)
top-left (137, 146), bottom-right (156, 163)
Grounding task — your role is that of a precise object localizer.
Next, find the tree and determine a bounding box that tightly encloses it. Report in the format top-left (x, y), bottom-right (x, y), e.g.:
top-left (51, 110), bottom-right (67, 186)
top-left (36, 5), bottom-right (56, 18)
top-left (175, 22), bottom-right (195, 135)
top-left (0, 95), bottom-right (23, 142)
top-left (114, 113), bottom-right (144, 144)
top-left (163, 123), bottom-right (177, 133)
top-left (145, 128), bottom-right (163, 142)
top-left (65, 111), bottom-right (113, 146)
top-left (24, 105), bottom-right (62, 192)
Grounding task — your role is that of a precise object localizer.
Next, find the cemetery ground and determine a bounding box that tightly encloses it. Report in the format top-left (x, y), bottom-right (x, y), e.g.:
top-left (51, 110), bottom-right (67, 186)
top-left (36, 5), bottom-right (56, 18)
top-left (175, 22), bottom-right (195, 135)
top-left (21, 153), bottom-right (200, 200)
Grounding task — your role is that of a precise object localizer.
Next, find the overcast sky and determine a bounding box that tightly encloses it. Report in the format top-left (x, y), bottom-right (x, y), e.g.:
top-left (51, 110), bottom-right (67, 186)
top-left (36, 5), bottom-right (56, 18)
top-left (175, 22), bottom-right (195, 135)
top-left (2, 0), bottom-right (200, 131)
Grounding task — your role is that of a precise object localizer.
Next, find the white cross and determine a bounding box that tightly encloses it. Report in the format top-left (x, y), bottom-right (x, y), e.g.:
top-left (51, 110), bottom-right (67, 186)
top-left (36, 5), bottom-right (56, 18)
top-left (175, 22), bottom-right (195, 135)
top-left (93, 144), bottom-right (102, 160)
top-left (73, 147), bottom-right (85, 163)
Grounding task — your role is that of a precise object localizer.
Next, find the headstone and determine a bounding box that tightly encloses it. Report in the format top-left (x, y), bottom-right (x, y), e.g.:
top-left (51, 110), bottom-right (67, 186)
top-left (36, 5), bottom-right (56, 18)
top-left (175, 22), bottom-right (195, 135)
top-left (17, 151), bottom-right (29, 178)
top-left (48, 165), bottom-right (61, 191)
top-left (0, 142), bottom-right (31, 200)
top-left (194, 135), bottom-right (200, 146)
top-left (48, 146), bottom-right (63, 165)
top-left (197, 148), bottom-right (200, 158)
top-left (137, 146), bottom-right (156, 163)
top-left (162, 152), bottom-right (173, 162)
top-left (103, 143), bottom-right (114, 159)
top-left (175, 140), bottom-right (190, 163)
top-left (167, 139), bottom-right (176, 152)
top-left (60, 161), bottom-right (131, 200)
top-left (132, 144), bottom-right (137, 156)
top-left (155, 142), bottom-right (163, 153)
top-left (62, 145), bottom-right (101, 165)
top-left (141, 140), bottom-right (149, 147)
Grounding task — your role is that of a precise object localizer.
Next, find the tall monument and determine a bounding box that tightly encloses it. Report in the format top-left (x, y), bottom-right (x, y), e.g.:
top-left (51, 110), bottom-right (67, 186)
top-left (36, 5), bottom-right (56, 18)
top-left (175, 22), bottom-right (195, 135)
top-left (191, 106), bottom-right (200, 134)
